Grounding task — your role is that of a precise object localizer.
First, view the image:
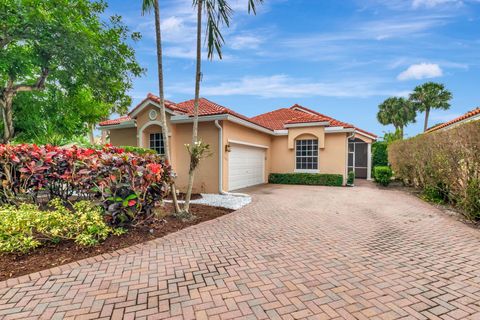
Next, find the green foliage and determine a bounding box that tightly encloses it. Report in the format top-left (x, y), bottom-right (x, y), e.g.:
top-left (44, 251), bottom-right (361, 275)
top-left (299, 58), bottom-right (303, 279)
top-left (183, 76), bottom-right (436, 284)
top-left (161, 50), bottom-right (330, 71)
top-left (185, 141), bottom-right (211, 172)
top-left (389, 120), bottom-right (480, 220)
top-left (421, 184), bottom-right (449, 204)
top-left (0, 199), bottom-right (120, 253)
top-left (268, 173), bottom-right (343, 186)
top-left (373, 166), bottom-right (393, 186)
top-left (377, 97), bottom-right (416, 138)
top-left (372, 141), bottom-right (388, 167)
top-left (347, 171), bottom-right (355, 185)
top-left (382, 129), bottom-right (403, 144)
top-left (120, 146), bottom-right (156, 155)
top-left (0, 0), bottom-right (143, 142)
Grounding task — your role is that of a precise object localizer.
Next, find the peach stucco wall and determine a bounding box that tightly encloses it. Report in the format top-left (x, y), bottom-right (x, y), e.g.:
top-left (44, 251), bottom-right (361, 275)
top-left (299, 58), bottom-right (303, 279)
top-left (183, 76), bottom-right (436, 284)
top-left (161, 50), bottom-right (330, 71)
top-left (109, 128), bottom-right (137, 147)
top-left (319, 133), bottom-right (348, 177)
top-left (172, 122), bottom-right (219, 194)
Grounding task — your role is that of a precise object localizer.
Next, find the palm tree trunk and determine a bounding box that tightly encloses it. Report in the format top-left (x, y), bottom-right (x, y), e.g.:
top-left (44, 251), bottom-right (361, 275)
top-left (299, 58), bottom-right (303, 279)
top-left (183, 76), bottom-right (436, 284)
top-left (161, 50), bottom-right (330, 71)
top-left (423, 107), bottom-right (430, 132)
top-left (153, 0), bottom-right (181, 213)
top-left (183, 0), bottom-right (203, 213)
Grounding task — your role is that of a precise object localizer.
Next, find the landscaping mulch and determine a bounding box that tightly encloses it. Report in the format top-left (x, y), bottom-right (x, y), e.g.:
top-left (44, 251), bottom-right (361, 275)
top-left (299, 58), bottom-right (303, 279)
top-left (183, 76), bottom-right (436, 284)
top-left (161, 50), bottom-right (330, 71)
top-left (0, 203), bottom-right (234, 282)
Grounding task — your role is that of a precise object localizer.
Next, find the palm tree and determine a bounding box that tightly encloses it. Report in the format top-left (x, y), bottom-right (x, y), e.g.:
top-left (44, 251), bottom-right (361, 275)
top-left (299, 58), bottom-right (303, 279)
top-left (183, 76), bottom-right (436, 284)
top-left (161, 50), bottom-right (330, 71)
top-left (182, 0), bottom-right (263, 214)
top-left (409, 82), bottom-right (452, 132)
top-left (377, 97), bottom-right (416, 139)
top-left (142, 0), bottom-right (181, 212)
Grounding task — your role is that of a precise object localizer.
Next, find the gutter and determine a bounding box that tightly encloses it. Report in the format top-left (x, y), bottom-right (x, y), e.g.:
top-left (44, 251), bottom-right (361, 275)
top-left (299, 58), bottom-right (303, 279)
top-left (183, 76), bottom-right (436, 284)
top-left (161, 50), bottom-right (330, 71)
top-left (214, 120), bottom-right (249, 197)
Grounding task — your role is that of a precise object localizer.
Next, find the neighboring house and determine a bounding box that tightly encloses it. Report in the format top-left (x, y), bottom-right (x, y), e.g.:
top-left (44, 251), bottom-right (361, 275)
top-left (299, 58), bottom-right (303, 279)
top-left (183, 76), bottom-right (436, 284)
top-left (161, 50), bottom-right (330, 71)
top-left (99, 94), bottom-right (377, 193)
top-left (426, 107), bottom-right (480, 133)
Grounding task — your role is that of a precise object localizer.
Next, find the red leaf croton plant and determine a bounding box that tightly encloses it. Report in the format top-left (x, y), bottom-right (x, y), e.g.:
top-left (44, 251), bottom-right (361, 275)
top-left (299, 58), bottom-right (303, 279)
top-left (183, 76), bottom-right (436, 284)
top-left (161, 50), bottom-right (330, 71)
top-left (0, 144), bottom-right (173, 226)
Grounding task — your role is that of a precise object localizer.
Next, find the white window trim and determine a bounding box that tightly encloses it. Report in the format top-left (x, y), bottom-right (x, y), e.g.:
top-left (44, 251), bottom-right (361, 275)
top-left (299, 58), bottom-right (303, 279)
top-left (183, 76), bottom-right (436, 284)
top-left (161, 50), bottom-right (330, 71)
top-left (294, 169), bottom-right (320, 174)
top-left (295, 139), bottom-right (319, 172)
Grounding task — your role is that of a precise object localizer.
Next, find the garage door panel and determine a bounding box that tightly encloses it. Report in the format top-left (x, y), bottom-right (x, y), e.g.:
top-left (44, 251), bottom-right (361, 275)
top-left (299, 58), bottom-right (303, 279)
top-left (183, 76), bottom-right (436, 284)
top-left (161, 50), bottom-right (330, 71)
top-left (228, 144), bottom-right (265, 191)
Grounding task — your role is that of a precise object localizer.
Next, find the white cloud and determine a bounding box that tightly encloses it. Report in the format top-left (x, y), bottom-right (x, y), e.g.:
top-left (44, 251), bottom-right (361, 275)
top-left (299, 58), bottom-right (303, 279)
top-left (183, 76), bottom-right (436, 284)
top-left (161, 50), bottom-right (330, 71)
top-left (397, 63), bottom-right (443, 80)
top-left (412, 0), bottom-right (461, 8)
top-left (230, 35), bottom-right (263, 50)
top-left (168, 74), bottom-right (402, 98)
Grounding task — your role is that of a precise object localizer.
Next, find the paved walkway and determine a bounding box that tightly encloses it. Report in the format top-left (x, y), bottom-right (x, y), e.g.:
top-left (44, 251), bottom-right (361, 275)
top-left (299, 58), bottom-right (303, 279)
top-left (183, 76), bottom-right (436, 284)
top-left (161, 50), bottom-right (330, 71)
top-left (1, 182), bottom-right (480, 319)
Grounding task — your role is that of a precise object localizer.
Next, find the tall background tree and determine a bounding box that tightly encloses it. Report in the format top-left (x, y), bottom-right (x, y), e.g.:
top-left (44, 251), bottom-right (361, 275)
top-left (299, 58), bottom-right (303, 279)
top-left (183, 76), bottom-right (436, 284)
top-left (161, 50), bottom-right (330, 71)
top-left (182, 0), bottom-right (263, 214)
top-left (409, 82), bottom-right (452, 132)
top-left (141, 0), bottom-right (180, 213)
top-left (0, 0), bottom-right (142, 144)
top-left (377, 97), bottom-right (416, 139)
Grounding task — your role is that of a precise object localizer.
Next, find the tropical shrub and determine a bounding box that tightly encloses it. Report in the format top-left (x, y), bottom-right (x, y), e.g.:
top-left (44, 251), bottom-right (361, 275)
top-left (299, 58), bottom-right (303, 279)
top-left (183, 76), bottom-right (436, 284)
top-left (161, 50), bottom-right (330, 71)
top-left (0, 199), bottom-right (123, 253)
top-left (268, 173), bottom-right (343, 186)
top-left (372, 141), bottom-right (388, 167)
top-left (120, 146), bottom-right (156, 155)
top-left (373, 166), bottom-right (393, 186)
top-left (347, 171), bottom-right (355, 185)
top-left (0, 144), bottom-right (172, 225)
top-left (389, 120), bottom-right (480, 219)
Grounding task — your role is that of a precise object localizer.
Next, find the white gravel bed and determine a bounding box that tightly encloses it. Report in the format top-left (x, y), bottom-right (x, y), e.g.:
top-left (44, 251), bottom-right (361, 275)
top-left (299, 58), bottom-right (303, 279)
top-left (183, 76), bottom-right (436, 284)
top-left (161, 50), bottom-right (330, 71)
top-left (165, 193), bottom-right (251, 210)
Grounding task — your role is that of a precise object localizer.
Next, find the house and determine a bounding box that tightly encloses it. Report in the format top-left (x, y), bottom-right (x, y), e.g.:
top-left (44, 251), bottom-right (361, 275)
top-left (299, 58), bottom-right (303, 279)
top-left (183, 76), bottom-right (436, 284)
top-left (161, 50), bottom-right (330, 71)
top-left (99, 94), bottom-right (377, 193)
top-left (426, 107), bottom-right (480, 133)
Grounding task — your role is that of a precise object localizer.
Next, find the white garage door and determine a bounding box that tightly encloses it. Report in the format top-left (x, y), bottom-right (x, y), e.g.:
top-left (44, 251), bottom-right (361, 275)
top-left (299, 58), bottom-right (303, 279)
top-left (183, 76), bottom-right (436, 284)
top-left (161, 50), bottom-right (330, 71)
top-left (228, 143), bottom-right (265, 191)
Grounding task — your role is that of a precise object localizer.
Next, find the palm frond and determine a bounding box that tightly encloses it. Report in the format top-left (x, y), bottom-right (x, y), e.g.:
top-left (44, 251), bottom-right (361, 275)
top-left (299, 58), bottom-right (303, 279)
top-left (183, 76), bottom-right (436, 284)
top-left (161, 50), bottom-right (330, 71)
top-left (141, 0), bottom-right (156, 15)
top-left (248, 0), bottom-right (264, 14)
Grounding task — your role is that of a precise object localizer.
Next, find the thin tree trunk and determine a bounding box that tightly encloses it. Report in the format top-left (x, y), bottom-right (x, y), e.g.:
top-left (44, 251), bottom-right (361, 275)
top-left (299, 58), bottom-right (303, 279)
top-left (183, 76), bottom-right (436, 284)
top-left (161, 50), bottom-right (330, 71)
top-left (183, 0), bottom-right (203, 213)
top-left (100, 129), bottom-right (107, 145)
top-left (423, 107), bottom-right (430, 132)
top-left (153, 0), bottom-right (181, 213)
top-left (88, 124), bottom-right (95, 145)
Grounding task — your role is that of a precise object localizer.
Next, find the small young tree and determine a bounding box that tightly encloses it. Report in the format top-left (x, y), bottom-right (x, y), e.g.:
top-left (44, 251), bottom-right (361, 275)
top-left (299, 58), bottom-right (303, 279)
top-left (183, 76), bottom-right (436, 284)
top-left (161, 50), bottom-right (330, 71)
top-left (182, 0), bottom-right (263, 215)
top-left (377, 97), bottom-right (416, 139)
top-left (409, 82), bottom-right (452, 132)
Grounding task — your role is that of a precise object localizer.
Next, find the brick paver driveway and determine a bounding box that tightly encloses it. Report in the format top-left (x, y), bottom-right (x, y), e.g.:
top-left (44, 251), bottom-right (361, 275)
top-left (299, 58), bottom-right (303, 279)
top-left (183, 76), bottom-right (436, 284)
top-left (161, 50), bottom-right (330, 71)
top-left (1, 182), bottom-right (480, 320)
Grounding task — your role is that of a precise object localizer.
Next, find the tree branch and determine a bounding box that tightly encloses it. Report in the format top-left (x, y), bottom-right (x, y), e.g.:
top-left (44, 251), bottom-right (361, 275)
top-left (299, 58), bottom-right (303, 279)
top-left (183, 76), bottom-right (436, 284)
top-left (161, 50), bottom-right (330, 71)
top-left (12, 67), bottom-right (49, 93)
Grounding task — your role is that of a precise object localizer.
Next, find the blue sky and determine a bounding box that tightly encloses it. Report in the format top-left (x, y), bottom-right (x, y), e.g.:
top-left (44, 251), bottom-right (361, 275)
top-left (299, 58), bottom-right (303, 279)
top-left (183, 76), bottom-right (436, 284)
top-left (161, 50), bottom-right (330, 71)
top-left (106, 0), bottom-right (480, 138)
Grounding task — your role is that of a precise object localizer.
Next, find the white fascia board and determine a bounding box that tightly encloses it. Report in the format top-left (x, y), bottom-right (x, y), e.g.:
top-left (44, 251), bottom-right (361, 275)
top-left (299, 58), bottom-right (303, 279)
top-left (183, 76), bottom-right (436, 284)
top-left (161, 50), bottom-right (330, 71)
top-left (273, 130), bottom-right (288, 136)
top-left (98, 121), bottom-right (136, 131)
top-left (228, 139), bottom-right (269, 149)
top-left (355, 131), bottom-right (377, 140)
top-left (170, 114), bottom-right (228, 123)
top-left (129, 99), bottom-right (178, 118)
top-left (325, 127), bottom-right (355, 133)
top-left (442, 114), bottom-right (480, 131)
top-left (284, 121), bottom-right (330, 128)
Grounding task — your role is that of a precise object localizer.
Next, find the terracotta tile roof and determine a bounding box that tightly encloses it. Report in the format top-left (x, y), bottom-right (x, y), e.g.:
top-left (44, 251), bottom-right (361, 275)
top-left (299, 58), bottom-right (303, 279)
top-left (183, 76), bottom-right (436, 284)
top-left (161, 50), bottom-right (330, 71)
top-left (426, 107), bottom-right (480, 133)
top-left (99, 115), bottom-right (132, 126)
top-left (290, 104), bottom-right (377, 138)
top-left (100, 95), bottom-right (377, 138)
top-left (175, 97), bottom-right (273, 130)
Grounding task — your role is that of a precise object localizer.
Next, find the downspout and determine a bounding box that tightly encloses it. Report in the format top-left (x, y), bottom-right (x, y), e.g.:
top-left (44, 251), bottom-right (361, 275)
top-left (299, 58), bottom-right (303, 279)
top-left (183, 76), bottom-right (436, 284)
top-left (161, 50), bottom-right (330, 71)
top-left (214, 120), bottom-right (249, 197)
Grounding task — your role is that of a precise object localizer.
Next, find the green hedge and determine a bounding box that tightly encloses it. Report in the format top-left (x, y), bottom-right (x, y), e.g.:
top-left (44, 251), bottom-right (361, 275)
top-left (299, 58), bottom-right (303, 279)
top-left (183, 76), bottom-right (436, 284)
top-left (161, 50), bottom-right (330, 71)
top-left (120, 146), bottom-right (156, 155)
top-left (268, 173), bottom-right (343, 186)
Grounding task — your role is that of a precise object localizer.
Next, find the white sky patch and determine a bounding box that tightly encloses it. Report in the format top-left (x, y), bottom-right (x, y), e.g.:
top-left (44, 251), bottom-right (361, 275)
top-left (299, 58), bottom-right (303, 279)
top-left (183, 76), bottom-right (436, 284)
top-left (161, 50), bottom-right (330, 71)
top-left (397, 63), bottom-right (443, 80)
top-left (168, 74), bottom-right (402, 98)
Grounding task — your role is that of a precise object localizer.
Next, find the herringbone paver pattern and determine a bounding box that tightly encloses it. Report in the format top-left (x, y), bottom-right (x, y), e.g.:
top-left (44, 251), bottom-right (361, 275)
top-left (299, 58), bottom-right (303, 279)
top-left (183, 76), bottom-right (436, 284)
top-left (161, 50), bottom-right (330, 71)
top-left (1, 182), bottom-right (480, 319)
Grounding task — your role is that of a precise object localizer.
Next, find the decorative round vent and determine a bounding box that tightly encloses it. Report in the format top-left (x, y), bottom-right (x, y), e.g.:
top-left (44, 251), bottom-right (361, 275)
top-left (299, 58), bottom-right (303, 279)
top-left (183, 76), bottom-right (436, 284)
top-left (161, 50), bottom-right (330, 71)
top-left (148, 109), bottom-right (158, 120)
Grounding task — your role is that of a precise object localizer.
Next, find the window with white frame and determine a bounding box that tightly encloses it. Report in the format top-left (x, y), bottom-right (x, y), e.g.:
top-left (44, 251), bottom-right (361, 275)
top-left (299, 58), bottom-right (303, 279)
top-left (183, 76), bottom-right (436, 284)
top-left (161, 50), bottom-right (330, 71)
top-left (295, 139), bottom-right (318, 170)
top-left (149, 132), bottom-right (165, 155)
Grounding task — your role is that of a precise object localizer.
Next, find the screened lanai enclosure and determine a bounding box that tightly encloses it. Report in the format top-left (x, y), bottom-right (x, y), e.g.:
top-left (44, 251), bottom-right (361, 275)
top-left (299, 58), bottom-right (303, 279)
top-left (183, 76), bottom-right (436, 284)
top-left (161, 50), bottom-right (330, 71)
top-left (348, 138), bottom-right (368, 179)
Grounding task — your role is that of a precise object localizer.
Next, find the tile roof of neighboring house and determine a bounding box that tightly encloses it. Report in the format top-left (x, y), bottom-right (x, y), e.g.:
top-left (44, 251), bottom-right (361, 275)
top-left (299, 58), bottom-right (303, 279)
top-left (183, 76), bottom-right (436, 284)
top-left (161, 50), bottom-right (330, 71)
top-left (99, 115), bottom-right (132, 126)
top-left (426, 107), bottom-right (480, 133)
top-left (99, 95), bottom-right (377, 138)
